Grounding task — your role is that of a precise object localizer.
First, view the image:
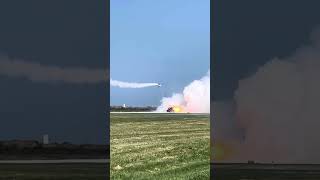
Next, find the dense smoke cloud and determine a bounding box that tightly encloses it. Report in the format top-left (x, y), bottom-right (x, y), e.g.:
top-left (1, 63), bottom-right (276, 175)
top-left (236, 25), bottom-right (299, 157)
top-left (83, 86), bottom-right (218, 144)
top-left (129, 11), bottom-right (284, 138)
top-left (157, 71), bottom-right (210, 113)
top-left (213, 27), bottom-right (320, 163)
top-left (0, 56), bottom-right (107, 84)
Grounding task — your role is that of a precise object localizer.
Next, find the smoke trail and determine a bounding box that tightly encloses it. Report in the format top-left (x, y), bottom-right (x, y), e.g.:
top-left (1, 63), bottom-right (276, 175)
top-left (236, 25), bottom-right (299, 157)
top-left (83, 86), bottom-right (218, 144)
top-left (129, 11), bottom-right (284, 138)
top-left (0, 56), bottom-right (107, 84)
top-left (110, 79), bottom-right (159, 88)
top-left (157, 71), bottom-right (210, 113)
top-left (213, 26), bottom-right (320, 163)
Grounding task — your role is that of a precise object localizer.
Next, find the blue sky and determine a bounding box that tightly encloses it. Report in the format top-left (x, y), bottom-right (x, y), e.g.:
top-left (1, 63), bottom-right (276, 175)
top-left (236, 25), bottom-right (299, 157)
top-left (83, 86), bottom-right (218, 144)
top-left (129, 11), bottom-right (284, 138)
top-left (111, 0), bottom-right (210, 106)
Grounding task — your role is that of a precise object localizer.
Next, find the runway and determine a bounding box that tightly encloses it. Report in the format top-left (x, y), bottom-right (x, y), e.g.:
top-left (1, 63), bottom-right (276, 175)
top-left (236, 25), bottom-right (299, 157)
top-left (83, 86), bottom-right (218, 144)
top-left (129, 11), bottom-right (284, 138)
top-left (0, 159), bottom-right (109, 164)
top-left (110, 111), bottom-right (209, 115)
top-left (212, 163), bottom-right (320, 170)
top-left (212, 163), bottom-right (320, 179)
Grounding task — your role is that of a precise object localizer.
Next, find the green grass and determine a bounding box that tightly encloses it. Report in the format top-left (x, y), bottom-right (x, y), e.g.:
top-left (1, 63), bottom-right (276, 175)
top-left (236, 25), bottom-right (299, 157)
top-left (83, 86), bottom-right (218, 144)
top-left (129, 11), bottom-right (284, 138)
top-left (110, 113), bottom-right (210, 180)
top-left (0, 164), bottom-right (108, 180)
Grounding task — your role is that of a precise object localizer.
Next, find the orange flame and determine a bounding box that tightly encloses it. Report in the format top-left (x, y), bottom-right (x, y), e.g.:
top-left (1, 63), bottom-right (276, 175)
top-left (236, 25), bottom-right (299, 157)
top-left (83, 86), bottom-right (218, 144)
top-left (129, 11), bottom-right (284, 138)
top-left (173, 105), bottom-right (183, 113)
top-left (212, 141), bottom-right (233, 161)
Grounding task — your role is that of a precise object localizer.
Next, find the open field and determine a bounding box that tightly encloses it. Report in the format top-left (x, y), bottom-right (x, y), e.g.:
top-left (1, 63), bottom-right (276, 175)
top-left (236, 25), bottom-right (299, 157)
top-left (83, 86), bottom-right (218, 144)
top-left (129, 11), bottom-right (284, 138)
top-left (212, 163), bottom-right (320, 180)
top-left (0, 163), bottom-right (108, 180)
top-left (111, 113), bottom-right (210, 179)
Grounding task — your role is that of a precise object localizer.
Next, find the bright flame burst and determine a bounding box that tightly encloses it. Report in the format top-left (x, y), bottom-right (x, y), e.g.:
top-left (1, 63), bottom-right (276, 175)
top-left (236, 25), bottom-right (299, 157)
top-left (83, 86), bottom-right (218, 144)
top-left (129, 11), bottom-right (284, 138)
top-left (173, 106), bottom-right (183, 113)
top-left (212, 141), bottom-right (233, 161)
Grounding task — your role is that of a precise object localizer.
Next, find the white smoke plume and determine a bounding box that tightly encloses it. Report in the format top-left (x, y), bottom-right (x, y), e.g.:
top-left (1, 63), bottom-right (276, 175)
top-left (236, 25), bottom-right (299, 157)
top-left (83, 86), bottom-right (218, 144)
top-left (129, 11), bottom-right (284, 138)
top-left (213, 27), bottom-right (320, 163)
top-left (0, 55), bottom-right (107, 84)
top-left (110, 79), bottom-right (159, 88)
top-left (157, 71), bottom-right (210, 113)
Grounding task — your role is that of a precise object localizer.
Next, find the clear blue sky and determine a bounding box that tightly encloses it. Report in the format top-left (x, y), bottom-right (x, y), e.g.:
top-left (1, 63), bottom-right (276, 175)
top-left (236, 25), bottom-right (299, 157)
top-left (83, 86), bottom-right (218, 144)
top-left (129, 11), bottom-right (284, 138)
top-left (111, 0), bottom-right (210, 106)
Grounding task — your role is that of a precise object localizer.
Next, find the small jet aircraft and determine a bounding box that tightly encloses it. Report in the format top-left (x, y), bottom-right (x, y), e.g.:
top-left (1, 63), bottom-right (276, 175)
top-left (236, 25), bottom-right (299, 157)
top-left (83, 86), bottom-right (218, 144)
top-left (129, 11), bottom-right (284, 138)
top-left (156, 83), bottom-right (162, 87)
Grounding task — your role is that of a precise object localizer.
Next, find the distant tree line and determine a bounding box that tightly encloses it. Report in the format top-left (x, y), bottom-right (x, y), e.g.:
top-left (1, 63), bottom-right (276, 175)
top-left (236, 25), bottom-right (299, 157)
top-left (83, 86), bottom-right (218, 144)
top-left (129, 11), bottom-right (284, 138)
top-left (0, 140), bottom-right (109, 160)
top-left (111, 106), bottom-right (157, 112)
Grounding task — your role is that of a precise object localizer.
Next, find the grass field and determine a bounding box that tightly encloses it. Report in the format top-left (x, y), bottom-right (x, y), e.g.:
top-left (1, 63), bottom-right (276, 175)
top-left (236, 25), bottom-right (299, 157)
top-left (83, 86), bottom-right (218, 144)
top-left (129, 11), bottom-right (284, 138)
top-left (0, 163), bottom-right (108, 180)
top-left (110, 113), bottom-right (210, 179)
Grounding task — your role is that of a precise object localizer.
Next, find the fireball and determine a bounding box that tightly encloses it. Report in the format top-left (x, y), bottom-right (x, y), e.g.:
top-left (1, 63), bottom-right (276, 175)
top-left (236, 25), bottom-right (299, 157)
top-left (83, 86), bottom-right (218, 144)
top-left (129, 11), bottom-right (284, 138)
top-left (212, 141), bottom-right (233, 161)
top-left (173, 106), bottom-right (182, 113)
top-left (166, 105), bottom-right (184, 113)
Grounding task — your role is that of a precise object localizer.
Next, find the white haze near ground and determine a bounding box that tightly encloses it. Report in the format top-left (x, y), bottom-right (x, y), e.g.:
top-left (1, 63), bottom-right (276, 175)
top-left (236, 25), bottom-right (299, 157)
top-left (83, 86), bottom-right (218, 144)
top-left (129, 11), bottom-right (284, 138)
top-left (110, 79), bottom-right (159, 88)
top-left (0, 56), bottom-right (107, 84)
top-left (157, 71), bottom-right (210, 113)
top-left (213, 27), bottom-right (320, 163)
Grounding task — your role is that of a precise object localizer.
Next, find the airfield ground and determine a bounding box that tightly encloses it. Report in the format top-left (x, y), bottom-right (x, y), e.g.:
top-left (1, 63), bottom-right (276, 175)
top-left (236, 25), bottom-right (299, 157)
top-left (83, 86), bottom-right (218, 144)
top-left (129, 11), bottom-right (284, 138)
top-left (212, 163), bottom-right (320, 180)
top-left (0, 163), bottom-right (108, 180)
top-left (110, 113), bottom-right (210, 179)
